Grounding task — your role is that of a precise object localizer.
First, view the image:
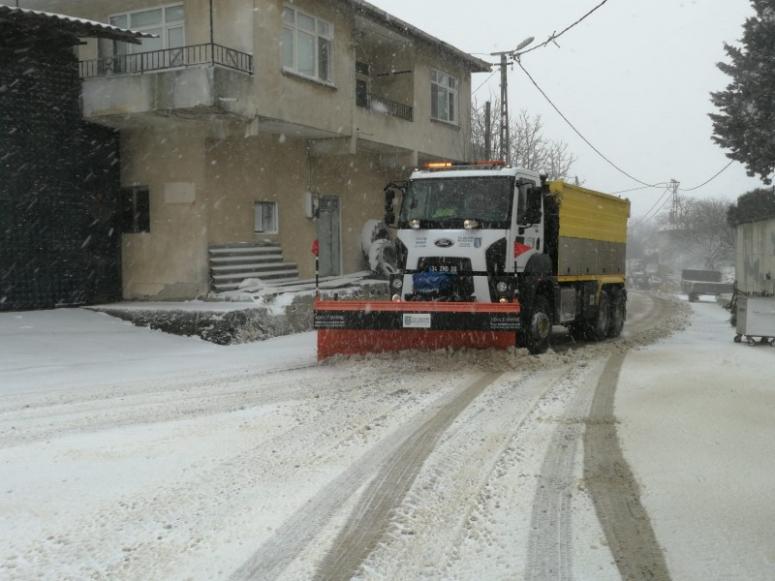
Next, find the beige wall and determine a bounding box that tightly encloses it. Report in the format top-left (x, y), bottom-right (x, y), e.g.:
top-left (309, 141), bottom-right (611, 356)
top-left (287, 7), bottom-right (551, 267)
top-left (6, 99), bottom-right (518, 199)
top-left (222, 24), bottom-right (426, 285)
top-left (206, 133), bottom-right (311, 275)
top-left (310, 153), bottom-right (397, 275)
top-left (206, 133), bottom-right (398, 278)
top-left (253, 0), bottom-right (355, 136)
top-left (121, 126), bottom-right (210, 299)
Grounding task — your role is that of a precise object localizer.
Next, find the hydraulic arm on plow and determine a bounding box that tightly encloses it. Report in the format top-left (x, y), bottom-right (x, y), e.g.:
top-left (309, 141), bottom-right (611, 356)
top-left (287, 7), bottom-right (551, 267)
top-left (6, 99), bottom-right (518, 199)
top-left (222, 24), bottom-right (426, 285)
top-left (314, 161), bottom-right (630, 361)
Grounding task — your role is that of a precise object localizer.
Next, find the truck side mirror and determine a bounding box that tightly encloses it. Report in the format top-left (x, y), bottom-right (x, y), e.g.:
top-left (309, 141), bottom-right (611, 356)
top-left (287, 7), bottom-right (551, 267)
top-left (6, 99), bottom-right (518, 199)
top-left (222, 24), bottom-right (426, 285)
top-left (520, 187), bottom-right (543, 225)
top-left (385, 190), bottom-right (396, 226)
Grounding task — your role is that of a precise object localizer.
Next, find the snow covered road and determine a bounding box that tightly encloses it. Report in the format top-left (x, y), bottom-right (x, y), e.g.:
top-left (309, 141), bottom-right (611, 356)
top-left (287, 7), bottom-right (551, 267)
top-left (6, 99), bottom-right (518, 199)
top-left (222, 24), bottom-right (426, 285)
top-left (2, 293), bottom-right (770, 580)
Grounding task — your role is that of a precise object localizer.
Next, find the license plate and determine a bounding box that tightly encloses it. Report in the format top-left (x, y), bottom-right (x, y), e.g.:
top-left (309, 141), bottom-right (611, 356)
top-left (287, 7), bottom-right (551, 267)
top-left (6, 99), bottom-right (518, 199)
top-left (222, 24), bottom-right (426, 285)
top-left (403, 313), bottom-right (432, 329)
top-left (428, 265), bottom-right (457, 273)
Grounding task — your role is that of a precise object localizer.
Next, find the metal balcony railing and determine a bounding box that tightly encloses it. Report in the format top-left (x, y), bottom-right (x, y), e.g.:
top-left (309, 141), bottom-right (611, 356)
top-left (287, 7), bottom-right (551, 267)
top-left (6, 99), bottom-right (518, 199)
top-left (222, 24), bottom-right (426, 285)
top-left (79, 43), bottom-right (254, 79)
top-left (357, 92), bottom-right (413, 122)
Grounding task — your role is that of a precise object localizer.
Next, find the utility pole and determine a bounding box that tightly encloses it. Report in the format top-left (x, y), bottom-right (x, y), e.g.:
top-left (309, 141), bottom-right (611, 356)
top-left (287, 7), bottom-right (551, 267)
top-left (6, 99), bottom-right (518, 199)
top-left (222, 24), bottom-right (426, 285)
top-left (490, 51), bottom-right (511, 163)
top-left (489, 39), bottom-right (533, 164)
top-left (669, 179), bottom-right (681, 224)
top-left (484, 100), bottom-right (492, 160)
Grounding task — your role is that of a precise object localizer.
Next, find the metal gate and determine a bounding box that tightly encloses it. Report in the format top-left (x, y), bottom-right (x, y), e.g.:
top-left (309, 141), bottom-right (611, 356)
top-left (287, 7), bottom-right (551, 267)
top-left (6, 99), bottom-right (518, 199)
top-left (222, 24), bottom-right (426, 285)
top-left (317, 196), bottom-right (341, 277)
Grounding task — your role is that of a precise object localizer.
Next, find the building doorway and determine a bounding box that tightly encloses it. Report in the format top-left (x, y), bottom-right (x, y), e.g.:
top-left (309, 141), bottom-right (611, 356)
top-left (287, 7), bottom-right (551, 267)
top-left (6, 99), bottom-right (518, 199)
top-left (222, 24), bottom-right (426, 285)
top-left (317, 195), bottom-right (341, 277)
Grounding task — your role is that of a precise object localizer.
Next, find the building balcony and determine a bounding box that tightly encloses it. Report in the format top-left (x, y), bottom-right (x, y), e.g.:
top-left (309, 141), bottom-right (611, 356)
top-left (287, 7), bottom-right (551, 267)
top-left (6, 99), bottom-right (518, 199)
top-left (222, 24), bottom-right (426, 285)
top-left (356, 92), bottom-right (413, 122)
top-left (77, 43), bottom-right (255, 127)
top-left (79, 43), bottom-right (253, 78)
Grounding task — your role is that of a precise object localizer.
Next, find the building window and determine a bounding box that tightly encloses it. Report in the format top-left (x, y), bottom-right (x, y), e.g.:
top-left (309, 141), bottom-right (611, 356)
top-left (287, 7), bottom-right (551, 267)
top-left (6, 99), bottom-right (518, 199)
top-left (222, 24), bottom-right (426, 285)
top-left (255, 201), bottom-right (278, 234)
top-left (108, 4), bottom-right (185, 64)
top-left (281, 6), bottom-right (333, 83)
top-left (355, 61), bottom-right (370, 107)
top-left (431, 69), bottom-right (458, 124)
top-left (121, 187), bottom-right (150, 234)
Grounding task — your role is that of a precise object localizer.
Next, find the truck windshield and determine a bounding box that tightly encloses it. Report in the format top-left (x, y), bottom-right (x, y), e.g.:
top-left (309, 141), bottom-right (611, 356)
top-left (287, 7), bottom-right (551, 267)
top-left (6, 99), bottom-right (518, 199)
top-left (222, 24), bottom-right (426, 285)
top-left (399, 177), bottom-right (514, 229)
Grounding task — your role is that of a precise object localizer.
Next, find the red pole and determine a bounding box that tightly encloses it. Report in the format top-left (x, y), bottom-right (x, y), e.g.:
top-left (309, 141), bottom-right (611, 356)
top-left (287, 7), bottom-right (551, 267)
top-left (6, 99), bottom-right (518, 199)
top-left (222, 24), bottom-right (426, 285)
top-left (312, 239), bottom-right (320, 298)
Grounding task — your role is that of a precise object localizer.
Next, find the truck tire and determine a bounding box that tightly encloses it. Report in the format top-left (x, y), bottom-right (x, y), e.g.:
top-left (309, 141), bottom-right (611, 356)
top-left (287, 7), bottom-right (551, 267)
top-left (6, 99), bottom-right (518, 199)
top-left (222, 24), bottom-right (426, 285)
top-left (525, 296), bottom-right (552, 355)
top-left (608, 288), bottom-right (626, 338)
top-left (587, 290), bottom-right (610, 342)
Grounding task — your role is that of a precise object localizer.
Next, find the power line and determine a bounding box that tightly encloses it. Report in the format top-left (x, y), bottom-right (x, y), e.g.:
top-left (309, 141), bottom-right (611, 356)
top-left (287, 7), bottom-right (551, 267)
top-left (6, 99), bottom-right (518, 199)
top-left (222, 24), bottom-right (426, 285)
top-left (472, 70), bottom-right (497, 95)
top-left (613, 183), bottom-right (669, 195)
top-left (633, 187), bottom-right (672, 225)
top-left (516, 60), bottom-right (662, 188)
top-left (679, 160), bottom-right (735, 192)
top-left (515, 0), bottom-right (610, 58)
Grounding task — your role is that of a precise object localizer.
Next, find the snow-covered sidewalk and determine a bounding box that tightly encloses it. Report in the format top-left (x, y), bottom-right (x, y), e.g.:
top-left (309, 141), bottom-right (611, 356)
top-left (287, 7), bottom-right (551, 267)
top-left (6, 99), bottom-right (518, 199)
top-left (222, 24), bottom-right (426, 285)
top-left (618, 300), bottom-right (775, 580)
top-left (0, 308), bottom-right (315, 393)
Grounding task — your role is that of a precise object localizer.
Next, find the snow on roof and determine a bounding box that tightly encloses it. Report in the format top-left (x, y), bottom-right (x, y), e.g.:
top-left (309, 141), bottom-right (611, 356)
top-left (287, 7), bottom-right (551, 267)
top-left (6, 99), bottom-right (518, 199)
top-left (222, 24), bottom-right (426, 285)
top-left (0, 5), bottom-right (155, 44)
top-left (348, 0), bottom-right (491, 73)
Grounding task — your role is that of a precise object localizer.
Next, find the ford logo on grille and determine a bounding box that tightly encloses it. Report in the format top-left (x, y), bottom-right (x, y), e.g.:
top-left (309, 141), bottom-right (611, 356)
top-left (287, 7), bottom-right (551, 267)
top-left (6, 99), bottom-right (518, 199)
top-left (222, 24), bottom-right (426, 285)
top-left (434, 238), bottom-right (454, 248)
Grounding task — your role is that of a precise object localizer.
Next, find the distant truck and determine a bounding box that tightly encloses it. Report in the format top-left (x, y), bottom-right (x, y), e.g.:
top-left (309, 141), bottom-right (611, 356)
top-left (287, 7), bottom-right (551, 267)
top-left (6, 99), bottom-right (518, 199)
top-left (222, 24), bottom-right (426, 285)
top-left (680, 269), bottom-right (733, 302)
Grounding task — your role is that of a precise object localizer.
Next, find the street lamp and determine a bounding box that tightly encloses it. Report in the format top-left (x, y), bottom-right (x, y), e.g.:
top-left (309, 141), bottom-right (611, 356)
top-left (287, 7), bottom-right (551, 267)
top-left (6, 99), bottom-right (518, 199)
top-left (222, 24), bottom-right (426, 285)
top-left (514, 36), bottom-right (535, 54)
top-left (490, 37), bottom-right (534, 163)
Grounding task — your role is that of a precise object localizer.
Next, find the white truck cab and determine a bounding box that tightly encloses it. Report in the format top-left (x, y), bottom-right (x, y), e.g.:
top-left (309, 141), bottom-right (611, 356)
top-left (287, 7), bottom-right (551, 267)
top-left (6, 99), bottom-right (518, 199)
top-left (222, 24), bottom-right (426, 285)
top-left (387, 162), bottom-right (544, 303)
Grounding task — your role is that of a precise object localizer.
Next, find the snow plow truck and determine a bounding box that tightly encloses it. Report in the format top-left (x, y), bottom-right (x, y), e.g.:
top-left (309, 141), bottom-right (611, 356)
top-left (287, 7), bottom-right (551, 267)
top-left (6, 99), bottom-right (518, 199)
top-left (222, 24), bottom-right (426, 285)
top-left (314, 161), bottom-right (630, 360)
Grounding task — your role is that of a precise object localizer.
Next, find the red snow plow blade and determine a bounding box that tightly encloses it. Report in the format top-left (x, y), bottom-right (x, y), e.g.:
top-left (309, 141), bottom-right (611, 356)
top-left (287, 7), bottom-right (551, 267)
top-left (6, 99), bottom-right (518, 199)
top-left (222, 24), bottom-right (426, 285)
top-left (314, 299), bottom-right (521, 361)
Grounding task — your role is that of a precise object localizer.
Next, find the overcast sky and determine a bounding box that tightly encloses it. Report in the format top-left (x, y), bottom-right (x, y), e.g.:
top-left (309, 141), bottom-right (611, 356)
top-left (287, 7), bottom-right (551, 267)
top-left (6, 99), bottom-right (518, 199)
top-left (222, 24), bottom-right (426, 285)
top-left (371, 0), bottom-right (761, 217)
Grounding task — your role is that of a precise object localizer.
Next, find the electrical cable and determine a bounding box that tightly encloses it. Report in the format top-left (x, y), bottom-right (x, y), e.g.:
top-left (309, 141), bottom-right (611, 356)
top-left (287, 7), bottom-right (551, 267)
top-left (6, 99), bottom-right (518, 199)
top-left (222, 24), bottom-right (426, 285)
top-left (613, 183), bottom-right (669, 195)
top-left (679, 160), bottom-right (735, 192)
top-left (516, 60), bottom-right (662, 188)
top-left (472, 70), bottom-right (497, 95)
top-left (515, 0), bottom-right (610, 58)
top-left (633, 187), bottom-right (673, 224)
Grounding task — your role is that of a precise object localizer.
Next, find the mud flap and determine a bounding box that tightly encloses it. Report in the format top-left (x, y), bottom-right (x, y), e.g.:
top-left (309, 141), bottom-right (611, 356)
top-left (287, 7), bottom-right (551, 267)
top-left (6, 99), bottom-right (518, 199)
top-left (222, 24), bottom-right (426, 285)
top-left (314, 300), bottom-right (521, 360)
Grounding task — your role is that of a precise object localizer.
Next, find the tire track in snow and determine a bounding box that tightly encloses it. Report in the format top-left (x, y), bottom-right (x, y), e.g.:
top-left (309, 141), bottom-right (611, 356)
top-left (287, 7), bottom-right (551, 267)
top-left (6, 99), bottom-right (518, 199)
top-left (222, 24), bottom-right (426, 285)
top-left (525, 292), bottom-right (682, 580)
top-left (583, 351), bottom-right (672, 581)
top-left (312, 372), bottom-right (502, 581)
top-left (230, 372), bottom-right (502, 581)
top-left (524, 363), bottom-right (601, 581)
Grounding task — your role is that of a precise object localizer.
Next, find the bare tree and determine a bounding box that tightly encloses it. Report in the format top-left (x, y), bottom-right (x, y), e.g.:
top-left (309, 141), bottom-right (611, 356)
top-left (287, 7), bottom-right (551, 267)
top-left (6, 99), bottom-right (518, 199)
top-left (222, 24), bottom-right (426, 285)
top-left (661, 196), bottom-right (735, 270)
top-left (471, 100), bottom-right (577, 180)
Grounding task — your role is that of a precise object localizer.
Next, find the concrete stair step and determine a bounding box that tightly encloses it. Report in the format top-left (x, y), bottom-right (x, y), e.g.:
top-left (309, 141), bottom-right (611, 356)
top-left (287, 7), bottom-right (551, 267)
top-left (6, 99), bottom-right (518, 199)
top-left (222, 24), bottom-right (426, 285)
top-left (209, 245), bottom-right (282, 256)
top-left (210, 258), bottom-right (288, 270)
top-left (212, 265), bottom-right (299, 281)
top-left (210, 254), bottom-right (283, 265)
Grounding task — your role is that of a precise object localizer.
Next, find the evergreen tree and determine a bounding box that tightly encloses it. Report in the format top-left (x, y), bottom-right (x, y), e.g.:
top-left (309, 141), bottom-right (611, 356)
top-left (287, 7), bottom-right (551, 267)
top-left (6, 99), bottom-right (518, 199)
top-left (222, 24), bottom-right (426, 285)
top-left (710, 0), bottom-right (775, 183)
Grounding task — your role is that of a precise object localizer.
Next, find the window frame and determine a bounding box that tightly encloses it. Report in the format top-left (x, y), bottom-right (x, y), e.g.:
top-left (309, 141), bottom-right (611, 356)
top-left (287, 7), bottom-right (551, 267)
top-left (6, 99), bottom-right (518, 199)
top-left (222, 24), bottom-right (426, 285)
top-left (431, 68), bottom-right (459, 125)
top-left (108, 3), bottom-right (185, 56)
top-left (281, 5), bottom-right (334, 85)
top-left (121, 186), bottom-right (151, 234)
top-left (254, 201), bottom-right (279, 235)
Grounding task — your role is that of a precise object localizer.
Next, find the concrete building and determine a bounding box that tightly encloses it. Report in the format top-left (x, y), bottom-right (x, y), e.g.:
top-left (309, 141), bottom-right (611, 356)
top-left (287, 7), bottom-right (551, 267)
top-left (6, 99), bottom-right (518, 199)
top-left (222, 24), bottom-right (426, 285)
top-left (15, 0), bottom-right (489, 299)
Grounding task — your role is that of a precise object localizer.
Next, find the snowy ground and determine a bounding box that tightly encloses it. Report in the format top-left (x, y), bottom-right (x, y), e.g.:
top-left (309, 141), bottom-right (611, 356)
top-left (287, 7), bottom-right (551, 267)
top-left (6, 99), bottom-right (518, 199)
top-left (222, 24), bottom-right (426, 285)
top-left (1, 294), bottom-right (772, 580)
top-left (618, 301), bottom-right (775, 580)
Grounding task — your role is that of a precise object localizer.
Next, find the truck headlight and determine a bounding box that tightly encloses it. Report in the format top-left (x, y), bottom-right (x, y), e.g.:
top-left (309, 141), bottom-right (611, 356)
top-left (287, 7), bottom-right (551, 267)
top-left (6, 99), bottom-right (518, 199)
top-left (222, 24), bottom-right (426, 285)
top-left (496, 281), bottom-right (509, 294)
top-left (391, 276), bottom-right (403, 290)
top-left (410, 219), bottom-right (421, 229)
top-left (464, 219), bottom-right (480, 230)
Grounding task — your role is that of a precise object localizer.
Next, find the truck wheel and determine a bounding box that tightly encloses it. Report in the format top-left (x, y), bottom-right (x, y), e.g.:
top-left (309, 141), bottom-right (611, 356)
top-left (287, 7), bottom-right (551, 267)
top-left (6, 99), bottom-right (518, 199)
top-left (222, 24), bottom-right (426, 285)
top-left (525, 296), bottom-right (552, 355)
top-left (608, 289), bottom-right (626, 338)
top-left (588, 290), bottom-right (610, 342)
